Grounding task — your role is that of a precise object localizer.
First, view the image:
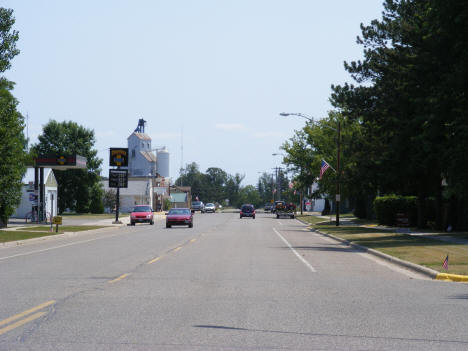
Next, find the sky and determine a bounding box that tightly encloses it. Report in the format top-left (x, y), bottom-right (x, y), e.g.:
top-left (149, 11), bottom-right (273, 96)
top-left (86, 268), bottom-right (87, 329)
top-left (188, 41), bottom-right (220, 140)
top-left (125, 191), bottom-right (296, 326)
top-left (4, 0), bottom-right (384, 186)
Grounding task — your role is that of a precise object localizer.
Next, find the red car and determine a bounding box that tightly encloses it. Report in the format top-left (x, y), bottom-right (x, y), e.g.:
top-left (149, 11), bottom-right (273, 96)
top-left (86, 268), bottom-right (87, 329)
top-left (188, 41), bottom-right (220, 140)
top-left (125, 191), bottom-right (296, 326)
top-left (130, 205), bottom-right (154, 225)
top-left (166, 208), bottom-right (193, 228)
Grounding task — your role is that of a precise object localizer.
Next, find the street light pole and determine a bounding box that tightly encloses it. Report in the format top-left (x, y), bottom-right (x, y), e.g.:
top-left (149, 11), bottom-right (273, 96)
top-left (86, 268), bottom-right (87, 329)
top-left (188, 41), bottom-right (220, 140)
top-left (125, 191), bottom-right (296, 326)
top-left (336, 121), bottom-right (341, 226)
top-left (280, 112), bottom-right (341, 226)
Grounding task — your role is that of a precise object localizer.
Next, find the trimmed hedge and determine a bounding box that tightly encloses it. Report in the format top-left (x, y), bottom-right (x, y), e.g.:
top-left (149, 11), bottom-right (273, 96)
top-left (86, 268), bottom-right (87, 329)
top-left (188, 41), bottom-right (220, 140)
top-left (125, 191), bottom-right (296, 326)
top-left (373, 195), bottom-right (417, 226)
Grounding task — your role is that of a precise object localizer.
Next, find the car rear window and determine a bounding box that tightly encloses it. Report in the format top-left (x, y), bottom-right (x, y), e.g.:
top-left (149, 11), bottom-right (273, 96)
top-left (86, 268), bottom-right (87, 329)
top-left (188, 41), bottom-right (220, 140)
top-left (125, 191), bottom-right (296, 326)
top-left (192, 201), bottom-right (201, 206)
top-left (133, 206), bottom-right (151, 212)
top-left (169, 209), bottom-right (191, 215)
top-left (241, 205), bottom-right (254, 212)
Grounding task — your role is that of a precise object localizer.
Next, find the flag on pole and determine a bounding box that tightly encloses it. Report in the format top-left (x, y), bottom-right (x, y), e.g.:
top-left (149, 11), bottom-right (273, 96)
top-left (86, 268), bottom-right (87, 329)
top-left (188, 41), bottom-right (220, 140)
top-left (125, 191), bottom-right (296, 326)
top-left (442, 255), bottom-right (449, 270)
top-left (320, 160), bottom-right (331, 179)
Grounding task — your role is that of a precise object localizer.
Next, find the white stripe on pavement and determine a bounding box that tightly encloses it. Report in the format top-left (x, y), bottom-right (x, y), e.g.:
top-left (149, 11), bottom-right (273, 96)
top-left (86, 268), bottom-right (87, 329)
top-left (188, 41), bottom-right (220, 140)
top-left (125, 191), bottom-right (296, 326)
top-left (273, 227), bottom-right (316, 273)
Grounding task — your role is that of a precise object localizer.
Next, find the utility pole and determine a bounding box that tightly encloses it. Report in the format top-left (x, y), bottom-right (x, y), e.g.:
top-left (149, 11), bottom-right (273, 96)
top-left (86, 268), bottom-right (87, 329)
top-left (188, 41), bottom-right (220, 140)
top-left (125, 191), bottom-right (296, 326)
top-left (272, 167), bottom-right (283, 201)
top-left (336, 121), bottom-right (341, 226)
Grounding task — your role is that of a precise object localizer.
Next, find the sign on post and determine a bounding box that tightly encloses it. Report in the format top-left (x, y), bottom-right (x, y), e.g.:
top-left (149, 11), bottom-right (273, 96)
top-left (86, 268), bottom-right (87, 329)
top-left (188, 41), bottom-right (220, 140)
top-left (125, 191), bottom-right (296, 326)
top-left (109, 148), bottom-right (129, 167)
top-left (109, 169), bottom-right (128, 188)
top-left (52, 216), bottom-right (62, 225)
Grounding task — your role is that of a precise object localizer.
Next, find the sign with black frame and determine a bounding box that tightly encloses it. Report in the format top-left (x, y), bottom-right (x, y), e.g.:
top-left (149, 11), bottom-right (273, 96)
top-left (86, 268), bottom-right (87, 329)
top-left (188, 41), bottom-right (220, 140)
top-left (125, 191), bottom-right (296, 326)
top-left (109, 169), bottom-right (128, 188)
top-left (109, 148), bottom-right (129, 167)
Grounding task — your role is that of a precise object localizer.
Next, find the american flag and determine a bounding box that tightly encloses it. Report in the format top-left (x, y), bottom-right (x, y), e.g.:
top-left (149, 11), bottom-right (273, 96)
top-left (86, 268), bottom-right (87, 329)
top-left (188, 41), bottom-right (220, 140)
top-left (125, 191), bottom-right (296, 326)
top-left (443, 255), bottom-right (449, 270)
top-left (320, 160), bottom-right (331, 179)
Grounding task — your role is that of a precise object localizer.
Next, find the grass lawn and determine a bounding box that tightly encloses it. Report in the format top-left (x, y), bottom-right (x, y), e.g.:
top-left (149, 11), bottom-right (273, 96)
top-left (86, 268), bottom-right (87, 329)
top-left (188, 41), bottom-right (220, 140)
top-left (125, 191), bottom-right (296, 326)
top-left (0, 225), bottom-right (108, 243)
top-left (298, 214), bottom-right (468, 275)
top-left (315, 224), bottom-right (468, 275)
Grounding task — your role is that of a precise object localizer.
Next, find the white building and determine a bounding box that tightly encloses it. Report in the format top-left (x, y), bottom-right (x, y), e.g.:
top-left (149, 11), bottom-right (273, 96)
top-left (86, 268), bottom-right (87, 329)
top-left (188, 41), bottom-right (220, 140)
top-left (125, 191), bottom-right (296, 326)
top-left (128, 132), bottom-right (156, 177)
top-left (11, 168), bottom-right (58, 219)
top-left (102, 176), bottom-right (154, 213)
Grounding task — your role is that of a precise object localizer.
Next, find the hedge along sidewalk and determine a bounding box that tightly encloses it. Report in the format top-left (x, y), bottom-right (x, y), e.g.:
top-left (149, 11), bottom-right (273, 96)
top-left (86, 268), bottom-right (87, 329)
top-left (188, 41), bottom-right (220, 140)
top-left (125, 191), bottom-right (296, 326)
top-left (297, 215), bottom-right (468, 281)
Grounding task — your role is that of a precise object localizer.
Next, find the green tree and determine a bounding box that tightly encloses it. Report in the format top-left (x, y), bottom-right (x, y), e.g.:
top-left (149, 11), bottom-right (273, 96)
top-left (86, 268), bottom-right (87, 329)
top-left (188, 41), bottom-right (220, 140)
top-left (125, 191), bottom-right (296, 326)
top-left (257, 172), bottom-right (274, 204)
top-left (0, 79), bottom-right (26, 227)
top-left (0, 8), bottom-right (19, 75)
top-left (32, 120), bottom-right (103, 213)
top-left (238, 185), bottom-right (262, 208)
top-left (176, 162), bottom-right (207, 201)
top-left (329, 0), bottom-right (468, 227)
top-left (0, 8), bottom-right (24, 227)
top-left (204, 167), bottom-right (228, 203)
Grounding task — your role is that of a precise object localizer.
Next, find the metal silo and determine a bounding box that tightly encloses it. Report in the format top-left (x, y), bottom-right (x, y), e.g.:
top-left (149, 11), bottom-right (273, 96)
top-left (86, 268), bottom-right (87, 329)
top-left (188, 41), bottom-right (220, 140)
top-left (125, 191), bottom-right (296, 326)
top-left (156, 148), bottom-right (170, 178)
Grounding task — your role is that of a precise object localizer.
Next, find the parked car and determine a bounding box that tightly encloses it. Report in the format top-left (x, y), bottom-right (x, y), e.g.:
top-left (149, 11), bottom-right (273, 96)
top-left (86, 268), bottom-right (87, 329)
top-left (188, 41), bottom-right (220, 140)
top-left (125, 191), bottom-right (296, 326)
top-left (166, 208), bottom-right (193, 228)
top-left (130, 205), bottom-right (154, 225)
top-left (264, 203), bottom-right (273, 212)
top-left (205, 203), bottom-right (216, 213)
top-left (191, 201), bottom-right (205, 213)
top-left (240, 204), bottom-right (255, 219)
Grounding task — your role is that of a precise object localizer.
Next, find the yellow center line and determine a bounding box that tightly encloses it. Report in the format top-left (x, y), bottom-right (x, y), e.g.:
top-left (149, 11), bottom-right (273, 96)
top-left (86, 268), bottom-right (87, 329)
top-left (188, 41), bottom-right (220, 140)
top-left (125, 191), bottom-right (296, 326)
top-left (0, 312), bottom-right (46, 336)
top-left (190, 239), bottom-right (197, 243)
top-left (108, 273), bottom-right (129, 284)
top-left (173, 247), bottom-right (182, 252)
top-left (147, 256), bottom-right (161, 264)
top-left (0, 300), bottom-right (55, 328)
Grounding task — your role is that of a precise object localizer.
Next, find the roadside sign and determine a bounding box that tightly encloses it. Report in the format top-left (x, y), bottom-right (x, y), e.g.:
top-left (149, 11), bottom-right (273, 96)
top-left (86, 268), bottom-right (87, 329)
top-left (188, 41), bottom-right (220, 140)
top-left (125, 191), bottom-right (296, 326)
top-left (109, 148), bottom-right (129, 167)
top-left (109, 169), bottom-right (128, 188)
top-left (29, 193), bottom-right (38, 202)
top-left (52, 216), bottom-right (62, 225)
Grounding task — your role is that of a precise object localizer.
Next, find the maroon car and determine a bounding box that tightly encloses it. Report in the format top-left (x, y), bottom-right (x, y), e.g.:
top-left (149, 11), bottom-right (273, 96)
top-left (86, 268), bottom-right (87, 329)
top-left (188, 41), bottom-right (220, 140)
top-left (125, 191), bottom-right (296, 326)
top-left (166, 208), bottom-right (193, 228)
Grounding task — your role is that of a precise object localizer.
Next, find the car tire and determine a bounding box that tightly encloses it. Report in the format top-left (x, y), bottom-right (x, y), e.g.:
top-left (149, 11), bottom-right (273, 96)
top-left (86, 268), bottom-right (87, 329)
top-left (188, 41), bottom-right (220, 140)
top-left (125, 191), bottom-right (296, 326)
top-left (253, 215), bottom-right (255, 219)
top-left (189, 223), bottom-right (193, 228)
top-left (150, 220), bottom-right (154, 225)
top-left (276, 214), bottom-right (280, 219)
top-left (131, 221), bottom-right (135, 226)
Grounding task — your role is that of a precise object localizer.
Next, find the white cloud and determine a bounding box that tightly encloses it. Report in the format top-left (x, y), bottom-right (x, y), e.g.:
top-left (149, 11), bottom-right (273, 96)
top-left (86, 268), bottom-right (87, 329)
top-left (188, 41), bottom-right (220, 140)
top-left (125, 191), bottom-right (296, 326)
top-left (215, 123), bottom-right (246, 131)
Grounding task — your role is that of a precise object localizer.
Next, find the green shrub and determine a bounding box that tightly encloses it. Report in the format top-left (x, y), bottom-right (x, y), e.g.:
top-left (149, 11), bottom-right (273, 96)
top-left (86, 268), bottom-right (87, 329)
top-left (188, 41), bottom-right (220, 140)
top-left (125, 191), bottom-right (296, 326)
top-left (353, 196), bottom-right (367, 219)
top-left (374, 195), bottom-right (417, 226)
top-left (163, 198), bottom-right (173, 211)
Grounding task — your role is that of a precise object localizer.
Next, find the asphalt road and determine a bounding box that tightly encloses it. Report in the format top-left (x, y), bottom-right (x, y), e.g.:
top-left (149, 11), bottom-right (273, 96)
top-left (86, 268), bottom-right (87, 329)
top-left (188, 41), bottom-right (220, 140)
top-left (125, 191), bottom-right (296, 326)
top-left (1, 212), bottom-right (467, 350)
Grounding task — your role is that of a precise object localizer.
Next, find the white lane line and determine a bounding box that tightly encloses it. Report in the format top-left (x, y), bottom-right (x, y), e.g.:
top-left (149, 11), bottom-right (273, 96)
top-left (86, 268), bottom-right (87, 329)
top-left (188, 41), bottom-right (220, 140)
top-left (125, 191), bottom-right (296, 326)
top-left (273, 228), bottom-right (316, 273)
top-left (277, 221), bottom-right (283, 226)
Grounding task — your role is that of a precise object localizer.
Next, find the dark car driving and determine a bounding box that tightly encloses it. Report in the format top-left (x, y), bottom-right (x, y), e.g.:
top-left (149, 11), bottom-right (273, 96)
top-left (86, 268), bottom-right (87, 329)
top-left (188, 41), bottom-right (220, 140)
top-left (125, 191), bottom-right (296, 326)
top-left (240, 204), bottom-right (255, 219)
